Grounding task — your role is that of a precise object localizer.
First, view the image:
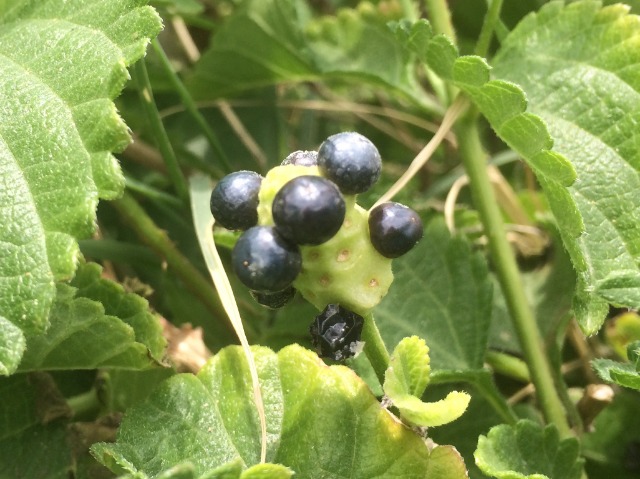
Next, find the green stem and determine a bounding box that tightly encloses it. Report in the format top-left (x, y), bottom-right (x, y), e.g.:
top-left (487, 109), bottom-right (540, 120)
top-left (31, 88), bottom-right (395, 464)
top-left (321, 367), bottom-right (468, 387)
top-left (125, 175), bottom-right (183, 207)
top-left (67, 388), bottom-right (100, 418)
top-left (485, 350), bottom-right (531, 383)
top-left (423, 0), bottom-right (457, 103)
top-left (133, 60), bottom-right (190, 203)
top-left (424, 0), bottom-right (456, 42)
top-left (151, 39), bottom-right (232, 174)
top-left (456, 114), bottom-right (572, 437)
top-left (399, 0), bottom-right (419, 21)
top-left (362, 314), bottom-right (391, 385)
top-left (112, 192), bottom-right (237, 341)
top-left (475, 0), bottom-right (504, 57)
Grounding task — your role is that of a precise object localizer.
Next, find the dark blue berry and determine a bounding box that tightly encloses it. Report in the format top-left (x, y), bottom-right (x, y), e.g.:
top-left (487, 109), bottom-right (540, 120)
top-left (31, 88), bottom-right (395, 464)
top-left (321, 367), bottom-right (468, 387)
top-left (210, 171), bottom-right (263, 230)
top-left (317, 132), bottom-right (381, 194)
top-left (232, 226), bottom-right (301, 292)
top-left (368, 202), bottom-right (423, 258)
top-left (272, 175), bottom-right (345, 245)
top-left (281, 150), bottom-right (318, 167)
top-left (310, 304), bottom-right (364, 361)
top-left (250, 286), bottom-right (296, 309)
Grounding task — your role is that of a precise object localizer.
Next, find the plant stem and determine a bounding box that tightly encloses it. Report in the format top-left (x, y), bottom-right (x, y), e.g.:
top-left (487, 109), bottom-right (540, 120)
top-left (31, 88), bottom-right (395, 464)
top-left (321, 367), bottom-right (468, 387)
top-left (362, 314), bottom-right (391, 385)
top-left (133, 59), bottom-right (190, 203)
top-left (151, 39), bottom-right (232, 174)
top-left (424, 0), bottom-right (456, 42)
top-left (399, 0), bottom-right (419, 21)
top-left (423, 0), bottom-right (458, 103)
top-left (485, 350), bottom-right (531, 383)
top-left (475, 0), bottom-right (504, 57)
top-left (112, 192), bottom-right (237, 341)
top-left (67, 388), bottom-right (100, 418)
top-left (456, 114), bottom-right (572, 437)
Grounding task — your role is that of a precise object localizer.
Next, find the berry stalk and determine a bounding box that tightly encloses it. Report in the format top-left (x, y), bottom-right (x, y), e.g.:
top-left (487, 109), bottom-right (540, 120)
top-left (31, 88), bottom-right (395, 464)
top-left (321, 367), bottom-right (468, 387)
top-left (361, 313), bottom-right (391, 386)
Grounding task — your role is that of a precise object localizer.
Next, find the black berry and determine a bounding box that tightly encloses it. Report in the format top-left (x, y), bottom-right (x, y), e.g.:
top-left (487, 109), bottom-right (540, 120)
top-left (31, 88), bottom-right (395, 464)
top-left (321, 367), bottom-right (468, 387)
top-left (368, 202), bottom-right (423, 258)
top-left (210, 171), bottom-right (263, 230)
top-left (317, 132), bottom-right (381, 194)
top-left (232, 226), bottom-right (301, 292)
top-left (250, 286), bottom-right (296, 309)
top-left (309, 304), bottom-right (364, 361)
top-left (272, 175), bottom-right (346, 245)
top-left (281, 150), bottom-right (318, 167)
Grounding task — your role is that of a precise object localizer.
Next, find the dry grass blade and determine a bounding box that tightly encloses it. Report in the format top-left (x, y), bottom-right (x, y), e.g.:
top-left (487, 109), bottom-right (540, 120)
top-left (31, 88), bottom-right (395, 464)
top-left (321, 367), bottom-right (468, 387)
top-left (189, 174), bottom-right (267, 463)
top-left (374, 96), bottom-right (468, 208)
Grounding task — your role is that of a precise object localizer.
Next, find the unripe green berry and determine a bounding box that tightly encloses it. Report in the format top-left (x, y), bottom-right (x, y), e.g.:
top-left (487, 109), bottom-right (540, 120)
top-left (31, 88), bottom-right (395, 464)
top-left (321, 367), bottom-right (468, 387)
top-left (257, 165), bottom-right (393, 316)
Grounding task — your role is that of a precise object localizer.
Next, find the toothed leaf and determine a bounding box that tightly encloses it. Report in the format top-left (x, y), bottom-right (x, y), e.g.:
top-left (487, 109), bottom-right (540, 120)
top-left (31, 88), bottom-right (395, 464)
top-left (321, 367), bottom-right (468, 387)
top-left (18, 263), bottom-right (166, 372)
top-left (0, 0), bottom-right (162, 371)
top-left (92, 345), bottom-right (468, 478)
top-left (475, 420), bottom-right (584, 479)
top-left (492, 0), bottom-right (640, 333)
top-left (384, 336), bottom-right (431, 398)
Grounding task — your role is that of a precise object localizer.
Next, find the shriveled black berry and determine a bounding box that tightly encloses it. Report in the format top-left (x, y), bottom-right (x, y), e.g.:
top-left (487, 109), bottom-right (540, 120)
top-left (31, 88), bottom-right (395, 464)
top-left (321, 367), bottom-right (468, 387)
top-left (210, 171), bottom-right (263, 230)
top-left (272, 175), bottom-right (346, 245)
top-left (281, 150), bottom-right (318, 167)
top-left (232, 226), bottom-right (301, 292)
top-left (317, 132), bottom-right (381, 194)
top-left (250, 286), bottom-right (296, 309)
top-left (368, 202), bottom-right (423, 258)
top-left (309, 304), bottom-right (364, 361)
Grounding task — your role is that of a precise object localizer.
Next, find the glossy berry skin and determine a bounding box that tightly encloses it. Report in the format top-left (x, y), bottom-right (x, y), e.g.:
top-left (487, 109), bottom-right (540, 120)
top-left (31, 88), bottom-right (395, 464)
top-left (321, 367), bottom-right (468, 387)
top-left (368, 202), bottom-right (423, 258)
top-left (232, 226), bottom-right (301, 292)
top-left (210, 171), bottom-right (263, 230)
top-left (281, 150), bottom-right (318, 167)
top-left (272, 175), bottom-right (346, 245)
top-left (310, 304), bottom-right (364, 361)
top-left (250, 286), bottom-right (297, 309)
top-left (318, 132), bottom-right (381, 194)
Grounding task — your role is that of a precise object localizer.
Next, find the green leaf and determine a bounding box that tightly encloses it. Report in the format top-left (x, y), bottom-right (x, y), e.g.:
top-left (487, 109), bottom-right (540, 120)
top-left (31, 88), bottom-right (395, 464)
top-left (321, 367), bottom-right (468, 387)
top-left (188, 0), bottom-right (425, 106)
top-left (0, 316), bottom-right (25, 375)
top-left (491, 0), bottom-right (640, 332)
top-left (475, 420), bottom-right (584, 479)
top-left (384, 336), bottom-right (431, 398)
top-left (388, 389), bottom-right (471, 428)
top-left (241, 463), bottom-right (293, 479)
top-left (18, 262), bottom-right (166, 372)
top-left (592, 343), bottom-right (640, 390)
top-left (581, 390), bottom-right (640, 479)
top-left (0, 373), bottom-right (73, 478)
top-left (375, 218), bottom-right (493, 372)
top-left (383, 336), bottom-right (470, 428)
top-left (111, 459), bottom-right (293, 479)
top-left (93, 344), bottom-right (468, 478)
top-left (394, 19), bottom-right (579, 197)
top-left (0, 0), bottom-right (162, 359)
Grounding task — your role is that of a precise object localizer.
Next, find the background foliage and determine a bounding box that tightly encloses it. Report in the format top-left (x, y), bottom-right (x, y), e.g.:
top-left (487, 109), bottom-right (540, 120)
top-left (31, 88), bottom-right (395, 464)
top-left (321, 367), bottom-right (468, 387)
top-left (0, 0), bottom-right (639, 478)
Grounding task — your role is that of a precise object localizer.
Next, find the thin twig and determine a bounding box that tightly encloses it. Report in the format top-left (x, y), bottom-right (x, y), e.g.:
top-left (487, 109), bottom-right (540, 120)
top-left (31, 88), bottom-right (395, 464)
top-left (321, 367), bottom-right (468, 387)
top-left (374, 96), bottom-right (468, 207)
top-left (159, 99), bottom-right (457, 146)
top-left (171, 16), bottom-right (201, 62)
top-left (218, 101), bottom-right (269, 171)
top-left (444, 175), bottom-right (469, 233)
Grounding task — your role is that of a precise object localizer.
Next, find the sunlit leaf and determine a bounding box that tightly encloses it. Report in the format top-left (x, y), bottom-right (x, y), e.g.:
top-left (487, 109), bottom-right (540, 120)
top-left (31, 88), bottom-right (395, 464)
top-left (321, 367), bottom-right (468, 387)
top-left (0, 0), bottom-right (162, 371)
top-left (93, 344), bottom-right (468, 478)
top-left (492, 0), bottom-right (640, 332)
top-left (18, 263), bottom-right (166, 372)
top-left (475, 420), bottom-right (584, 479)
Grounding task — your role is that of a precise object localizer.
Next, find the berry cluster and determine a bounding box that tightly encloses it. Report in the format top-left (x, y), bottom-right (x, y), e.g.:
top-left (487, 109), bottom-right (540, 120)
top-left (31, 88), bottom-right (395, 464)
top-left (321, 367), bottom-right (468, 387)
top-left (210, 132), bottom-right (423, 358)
